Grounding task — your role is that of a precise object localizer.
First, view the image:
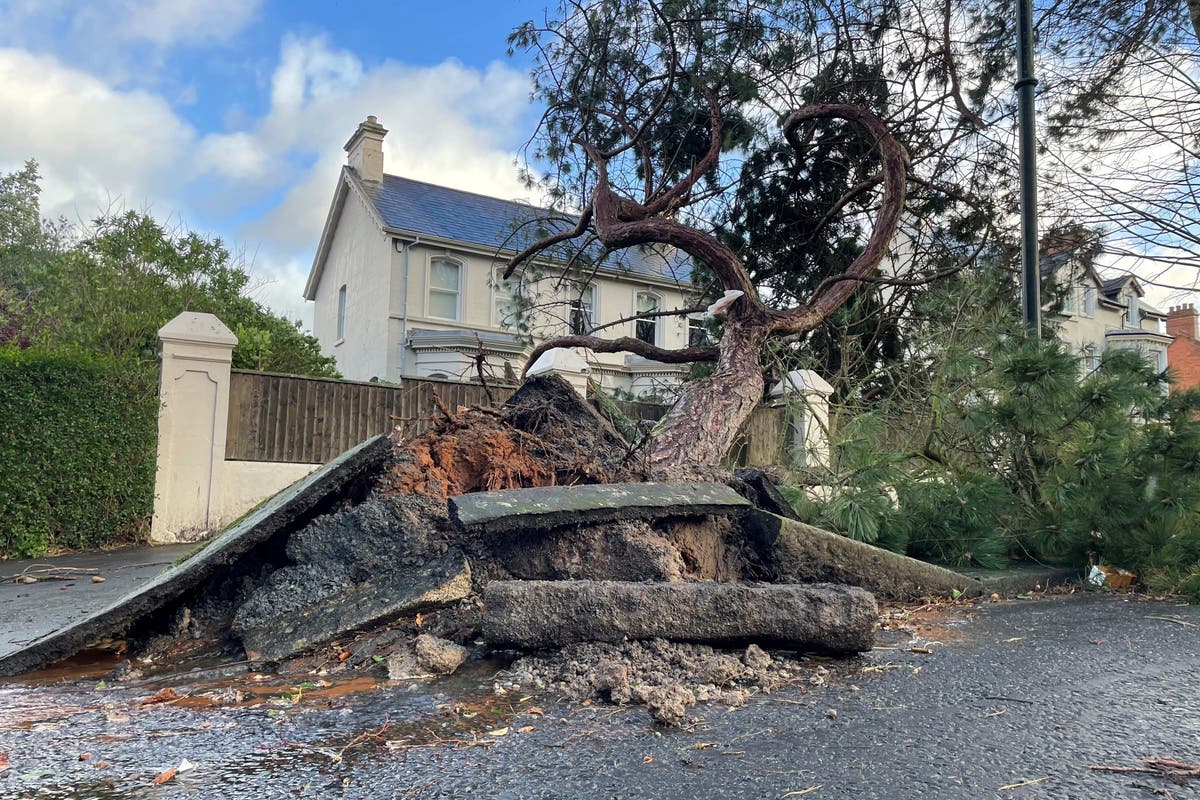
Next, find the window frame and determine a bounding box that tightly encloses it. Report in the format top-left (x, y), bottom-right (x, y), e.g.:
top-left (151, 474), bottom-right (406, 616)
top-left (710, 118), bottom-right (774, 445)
top-left (569, 283), bottom-right (596, 335)
top-left (635, 292), bottom-right (660, 346)
top-left (427, 256), bottom-right (463, 321)
top-left (1082, 285), bottom-right (1097, 317)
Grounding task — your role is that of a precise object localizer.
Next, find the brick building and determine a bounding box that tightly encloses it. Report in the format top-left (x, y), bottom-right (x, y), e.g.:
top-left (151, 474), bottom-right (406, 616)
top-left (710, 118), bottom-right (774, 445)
top-left (1166, 304), bottom-right (1200, 392)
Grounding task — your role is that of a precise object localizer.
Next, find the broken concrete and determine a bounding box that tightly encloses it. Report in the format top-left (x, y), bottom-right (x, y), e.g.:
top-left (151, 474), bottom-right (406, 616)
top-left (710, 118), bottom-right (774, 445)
top-left (0, 435), bottom-right (391, 677)
top-left (730, 468), bottom-right (801, 520)
top-left (483, 580), bottom-right (877, 654)
top-left (236, 553), bottom-right (472, 663)
top-left (479, 520), bottom-right (687, 582)
top-left (744, 511), bottom-right (984, 601)
top-left (449, 482), bottom-right (750, 536)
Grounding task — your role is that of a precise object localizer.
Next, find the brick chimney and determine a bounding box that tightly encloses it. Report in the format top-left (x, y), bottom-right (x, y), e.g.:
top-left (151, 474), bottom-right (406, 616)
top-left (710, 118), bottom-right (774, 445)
top-left (1167, 303), bottom-right (1198, 341)
top-left (344, 115), bottom-right (387, 183)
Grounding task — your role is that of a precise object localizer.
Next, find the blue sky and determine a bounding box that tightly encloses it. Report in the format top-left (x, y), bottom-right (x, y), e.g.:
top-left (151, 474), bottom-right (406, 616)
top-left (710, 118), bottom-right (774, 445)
top-left (0, 0), bottom-right (552, 323)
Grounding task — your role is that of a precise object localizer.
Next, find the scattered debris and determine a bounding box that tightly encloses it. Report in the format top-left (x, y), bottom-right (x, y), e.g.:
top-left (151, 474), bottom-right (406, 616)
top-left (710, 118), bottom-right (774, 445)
top-left (1091, 758), bottom-right (1200, 781)
top-left (1087, 565), bottom-right (1136, 591)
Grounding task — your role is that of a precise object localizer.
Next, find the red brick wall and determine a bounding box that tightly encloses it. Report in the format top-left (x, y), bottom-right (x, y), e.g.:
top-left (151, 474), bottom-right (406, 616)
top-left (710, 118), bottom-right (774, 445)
top-left (1169, 336), bottom-right (1200, 392)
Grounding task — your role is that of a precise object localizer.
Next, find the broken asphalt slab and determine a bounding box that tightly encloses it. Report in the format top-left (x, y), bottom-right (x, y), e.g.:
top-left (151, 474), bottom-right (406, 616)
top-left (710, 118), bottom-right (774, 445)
top-left (484, 580), bottom-right (878, 653)
top-left (0, 543), bottom-right (195, 661)
top-left (744, 510), bottom-right (986, 601)
top-left (0, 434), bottom-right (391, 678)
top-left (235, 554), bottom-right (472, 663)
top-left (449, 481), bottom-right (751, 535)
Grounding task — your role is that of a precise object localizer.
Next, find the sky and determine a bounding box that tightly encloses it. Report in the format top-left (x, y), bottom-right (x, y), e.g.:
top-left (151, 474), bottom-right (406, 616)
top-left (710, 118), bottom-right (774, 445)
top-left (0, 0), bottom-right (551, 325)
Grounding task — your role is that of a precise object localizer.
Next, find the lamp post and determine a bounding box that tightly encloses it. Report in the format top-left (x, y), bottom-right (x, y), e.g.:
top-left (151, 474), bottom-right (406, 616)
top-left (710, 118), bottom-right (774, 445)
top-left (1016, 0), bottom-right (1041, 336)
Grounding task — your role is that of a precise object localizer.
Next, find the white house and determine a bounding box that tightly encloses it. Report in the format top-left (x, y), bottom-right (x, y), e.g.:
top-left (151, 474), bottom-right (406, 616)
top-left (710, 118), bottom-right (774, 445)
top-left (303, 116), bottom-right (701, 398)
top-left (1042, 248), bottom-right (1171, 373)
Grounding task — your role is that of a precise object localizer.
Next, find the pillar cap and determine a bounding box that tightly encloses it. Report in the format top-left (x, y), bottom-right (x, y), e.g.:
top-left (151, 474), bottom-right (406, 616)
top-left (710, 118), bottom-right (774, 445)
top-left (158, 312), bottom-right (238, 346)
top-left (770, 369), bottom-right (833, 398)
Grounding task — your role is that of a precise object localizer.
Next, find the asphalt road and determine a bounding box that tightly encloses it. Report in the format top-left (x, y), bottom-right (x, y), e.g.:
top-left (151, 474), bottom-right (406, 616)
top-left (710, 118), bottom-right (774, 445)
top-left (1, 592), bottom-right (1197, 799)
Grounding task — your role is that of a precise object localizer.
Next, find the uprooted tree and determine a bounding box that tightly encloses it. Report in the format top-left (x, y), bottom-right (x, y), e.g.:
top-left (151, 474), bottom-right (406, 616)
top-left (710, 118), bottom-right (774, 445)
top-left (504, 1), bottom-right (909, 467)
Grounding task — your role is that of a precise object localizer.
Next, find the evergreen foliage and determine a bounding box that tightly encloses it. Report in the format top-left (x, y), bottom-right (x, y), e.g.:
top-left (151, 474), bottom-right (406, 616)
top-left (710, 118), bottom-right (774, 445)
top-left (805, 270), bottom-right (1200, 600)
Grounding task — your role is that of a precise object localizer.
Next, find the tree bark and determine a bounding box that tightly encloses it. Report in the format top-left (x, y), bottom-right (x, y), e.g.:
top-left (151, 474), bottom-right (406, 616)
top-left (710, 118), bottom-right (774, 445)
top-left (648, 322), bottom-right (767, 467)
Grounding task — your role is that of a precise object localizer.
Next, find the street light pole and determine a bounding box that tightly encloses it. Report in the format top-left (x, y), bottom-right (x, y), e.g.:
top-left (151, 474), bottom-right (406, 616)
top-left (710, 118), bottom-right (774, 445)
top-left (1016, 0), bottom-right (1041, 336)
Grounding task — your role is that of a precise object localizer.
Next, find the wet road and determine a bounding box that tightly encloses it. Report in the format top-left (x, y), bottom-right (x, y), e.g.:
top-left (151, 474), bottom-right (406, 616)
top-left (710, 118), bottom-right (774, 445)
top-left (0, 593), bottom-right (1197, 799)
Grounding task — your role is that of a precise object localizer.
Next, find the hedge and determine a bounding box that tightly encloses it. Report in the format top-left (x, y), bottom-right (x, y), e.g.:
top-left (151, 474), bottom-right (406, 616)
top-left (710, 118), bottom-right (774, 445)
top-left (0, 349), bottom-right (157, 558)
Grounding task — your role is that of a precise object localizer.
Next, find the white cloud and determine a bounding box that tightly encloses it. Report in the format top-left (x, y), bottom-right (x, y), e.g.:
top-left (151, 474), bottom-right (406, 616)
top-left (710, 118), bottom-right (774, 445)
top-left (0, 47), bottom-right (194, 219)
top-left (242, 36), bottom-right (533, 251)
top-left (0, 33), bottom-right (535, 326)
top-left (1, 0), bottom-right (262, 50)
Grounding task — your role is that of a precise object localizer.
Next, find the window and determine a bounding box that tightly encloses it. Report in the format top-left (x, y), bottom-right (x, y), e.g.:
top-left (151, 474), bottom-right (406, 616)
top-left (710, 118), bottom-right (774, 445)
top-left (569, 284), bottom-right (595, 335)
top-left (1083, 285), bottom-right (1097, 316)
top-left (635, 292), bottom-right (659, 345)
top-left (688, 315), bottom-right (710, 347)
top-left (1127, 293), bottom-right (1140, 327)
top-left (336, 285), bottom-right (347, 340)
top-left (1061, 284), bottom-right (1076, 314)
top-left (494, 269), bottom-right (524, 330)
top-left (428, 257), bottom-right (461, 320)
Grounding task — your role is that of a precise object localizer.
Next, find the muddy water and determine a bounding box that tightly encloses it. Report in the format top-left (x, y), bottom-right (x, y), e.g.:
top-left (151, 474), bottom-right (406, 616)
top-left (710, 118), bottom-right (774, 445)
top-left (0, 658), bottom-right (542, 799)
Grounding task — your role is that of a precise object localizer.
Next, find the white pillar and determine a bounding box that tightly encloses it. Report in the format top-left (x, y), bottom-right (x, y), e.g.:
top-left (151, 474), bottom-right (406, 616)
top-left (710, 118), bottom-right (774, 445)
top-left (769, 370), bottom-right (833, 469)
top-left (150, 312), bottom-right (237, 543)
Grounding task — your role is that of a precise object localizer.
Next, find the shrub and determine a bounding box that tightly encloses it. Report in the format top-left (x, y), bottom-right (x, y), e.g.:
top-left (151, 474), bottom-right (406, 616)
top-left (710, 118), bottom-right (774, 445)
top-left (0, 349), bottom-right (157, 557)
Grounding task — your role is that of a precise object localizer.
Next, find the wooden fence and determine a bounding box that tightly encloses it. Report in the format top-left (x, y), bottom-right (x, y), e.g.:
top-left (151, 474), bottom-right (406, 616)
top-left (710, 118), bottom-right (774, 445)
top-left (225, 370), bottom-right (789, 466)
top-left (225, 371), bottom-right (515, 463)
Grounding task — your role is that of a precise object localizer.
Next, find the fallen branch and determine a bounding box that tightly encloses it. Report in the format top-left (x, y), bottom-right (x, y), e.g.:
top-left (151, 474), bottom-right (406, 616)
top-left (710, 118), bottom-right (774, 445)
top-left (1091, 758), bottom-right (1200, 780)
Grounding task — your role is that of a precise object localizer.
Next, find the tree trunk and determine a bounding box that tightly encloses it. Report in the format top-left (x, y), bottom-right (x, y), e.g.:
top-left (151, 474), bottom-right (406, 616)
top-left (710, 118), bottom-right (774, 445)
top-left (648, 323), bottom-right (767, 467)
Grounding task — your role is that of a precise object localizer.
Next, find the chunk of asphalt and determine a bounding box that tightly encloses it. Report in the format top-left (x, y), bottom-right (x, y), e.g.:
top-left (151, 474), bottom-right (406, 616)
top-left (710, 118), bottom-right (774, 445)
top-left (0, 435), bottom-right (392, 677)
top-left (742, 510), bottom-right (985, 601)
top-left (449, 482), bottom-right (750, 536)
top-left (483, 579), bottom-right (877, 654)
top-left (236, 554), bottom-right (472, 663)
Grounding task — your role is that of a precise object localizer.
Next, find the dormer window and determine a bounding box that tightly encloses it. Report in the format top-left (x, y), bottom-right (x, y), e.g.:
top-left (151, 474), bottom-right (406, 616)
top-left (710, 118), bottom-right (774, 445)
top-left (1127, 293), bottom-right (1140, 327)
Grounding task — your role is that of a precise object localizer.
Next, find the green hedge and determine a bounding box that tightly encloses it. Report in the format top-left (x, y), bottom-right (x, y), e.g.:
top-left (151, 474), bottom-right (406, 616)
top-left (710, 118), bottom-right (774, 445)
top-left (0, 349), bottom-right (157, 557)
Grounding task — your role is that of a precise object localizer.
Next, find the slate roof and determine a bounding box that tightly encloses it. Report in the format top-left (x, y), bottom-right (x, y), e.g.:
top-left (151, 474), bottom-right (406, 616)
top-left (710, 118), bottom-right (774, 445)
top-left (358, 173), bottom-right (694, 284)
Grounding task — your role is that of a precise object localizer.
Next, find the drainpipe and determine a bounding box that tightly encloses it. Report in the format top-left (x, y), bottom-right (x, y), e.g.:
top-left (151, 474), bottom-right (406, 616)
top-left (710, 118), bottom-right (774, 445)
top-left (394, 236), bottom-right (420, 379)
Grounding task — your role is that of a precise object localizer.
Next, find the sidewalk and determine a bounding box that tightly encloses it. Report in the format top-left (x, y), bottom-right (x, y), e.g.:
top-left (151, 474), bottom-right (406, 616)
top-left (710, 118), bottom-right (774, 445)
top-left (0, 544), bottom-right (195, 660)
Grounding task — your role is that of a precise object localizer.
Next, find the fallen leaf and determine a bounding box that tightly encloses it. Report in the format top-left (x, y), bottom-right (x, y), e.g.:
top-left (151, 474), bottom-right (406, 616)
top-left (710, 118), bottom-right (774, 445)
top-left (338, 651), bottom-right (350, 662)
top-left (415, 612), bottom-right (425, 628)
top-left (0, 752), bottom-right (8, 768)
top-left (152, 767), bottom-right (177, 785)
top-left (177, 758), bottom-right (196, 773)
top-left (94, 761), bottom-right (110, 769)
top-left (526, 707), bottom-right (545, 717)
top-left (485, 727), bottom-right (509, 737)
top-left (517, 725), bottom-right (535, 733)
top-left (78, 753), bottom-right (91, 761)
top-left (643, 756), bottom-right (654, 764)
top-left (140, 688), bottom-right (180, 706)
top-left (694, 742), bottom-right (715, 750)
top-left (91, 576), bottom-right (106, 583)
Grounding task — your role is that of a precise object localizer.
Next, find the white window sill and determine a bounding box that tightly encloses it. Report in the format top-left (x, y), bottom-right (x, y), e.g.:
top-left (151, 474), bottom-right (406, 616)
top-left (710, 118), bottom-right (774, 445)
top-left (334, 338), bottom-right (345, 347)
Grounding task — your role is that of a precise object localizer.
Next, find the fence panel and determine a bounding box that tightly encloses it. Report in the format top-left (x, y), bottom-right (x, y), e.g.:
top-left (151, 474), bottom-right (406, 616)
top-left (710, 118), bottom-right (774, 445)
top-left (225, 371), bottom-right (515, 464)
top-left (226, 371), bottom-right (788, 467)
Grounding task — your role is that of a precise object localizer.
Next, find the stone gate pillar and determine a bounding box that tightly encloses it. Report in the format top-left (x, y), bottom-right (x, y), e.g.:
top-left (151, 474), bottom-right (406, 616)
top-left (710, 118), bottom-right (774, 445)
top-left (150, 312), bottom-right (237, 543)
top-left (769, 369), bottom-right (833, 469)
